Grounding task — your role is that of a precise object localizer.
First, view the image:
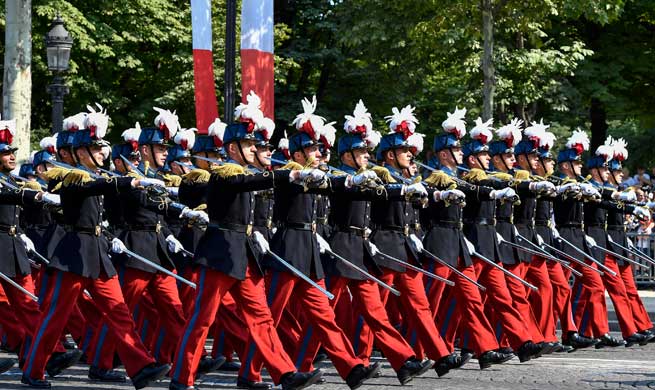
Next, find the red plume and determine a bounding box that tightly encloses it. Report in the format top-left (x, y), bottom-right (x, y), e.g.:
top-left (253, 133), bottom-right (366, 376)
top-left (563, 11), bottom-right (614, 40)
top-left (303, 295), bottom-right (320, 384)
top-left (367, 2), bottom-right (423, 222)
top-left (300, 121), bottom-right (317, 140)
top-left (0, 130), bottom-right (13, 145)
top-left (573, 143), bottom-right (584, 155)
top-left (396, 121), bottom-right (412, 139)
top-left (129, 140), bottom-right (138, 152)
top-left (504, 135), bottom-right (514, 148)
top-left (88, 125), bottom-right (97, 138)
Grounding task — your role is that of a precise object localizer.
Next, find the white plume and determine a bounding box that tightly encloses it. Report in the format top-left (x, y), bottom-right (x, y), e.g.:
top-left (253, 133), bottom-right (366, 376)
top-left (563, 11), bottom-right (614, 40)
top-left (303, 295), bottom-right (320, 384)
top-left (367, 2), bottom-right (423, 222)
top-left (384, 105), bottom-right (419, 136)
top-left (407, 133), bottom-right (425, 155)
top-left (174, 128), bottom-right (196, 150)
top-left (39, 136), bottom-right (57, 153)
top-left (469, 117), bottom-right (494, 144)
top-left (495, 118), bottom-right (523, 147)
top-left (0, 118), bottom-right (16, 135)
top-left (319, 121), bottom-right (337, 148)
top-left (235, 91), bottom-right (265, 125)
top-left (85, 103), bottom-right (110, 139)
top-left (595, 136), bottom-right (614, 161)
top-left (255, 117), bottom-right (275, 141)
top-left (291, 96), bottom-right (325, 139)
top-left (153, 107), bottom-right (180, 138)
top-left (208, 118), bottom-right (227, 144)
top-left (441, 107), bottom-right (467, 138)
top-left (63, 112), bottom-right (87, 132)
top-left (365, 129), bottom-right (382, 149)
top-left (343, 99), bottom-right (372, 135)
top-left (611, 137), bottom-right (629, 161)
top-left (539, 131), bottom-right (556, 150)
top-left (121, 125), bottom-right (141, 143)
top-left (566, 128), bottom-right (590, 152)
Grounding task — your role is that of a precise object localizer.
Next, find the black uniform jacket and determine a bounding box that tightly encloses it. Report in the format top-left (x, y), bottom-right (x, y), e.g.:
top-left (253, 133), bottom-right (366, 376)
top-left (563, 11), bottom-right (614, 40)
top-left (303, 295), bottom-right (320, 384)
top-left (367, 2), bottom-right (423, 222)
top-left (48, 176), bottom-right (134, 278)
top-left (0, 185), bottom-right (41, 277)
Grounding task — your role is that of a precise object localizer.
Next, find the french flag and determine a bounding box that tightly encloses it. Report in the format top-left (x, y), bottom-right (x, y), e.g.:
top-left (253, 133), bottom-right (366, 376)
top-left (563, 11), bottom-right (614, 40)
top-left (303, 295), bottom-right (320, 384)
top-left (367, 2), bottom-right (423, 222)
top-left (191, 0), bottom-right (218, 135)
top-left (241, 0), bottom-right (274, 119)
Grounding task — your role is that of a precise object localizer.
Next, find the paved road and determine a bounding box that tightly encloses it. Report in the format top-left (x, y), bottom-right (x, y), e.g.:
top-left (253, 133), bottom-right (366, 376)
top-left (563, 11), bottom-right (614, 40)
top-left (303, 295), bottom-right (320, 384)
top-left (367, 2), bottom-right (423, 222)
top-left (2, 336), bottom-right (655, 390)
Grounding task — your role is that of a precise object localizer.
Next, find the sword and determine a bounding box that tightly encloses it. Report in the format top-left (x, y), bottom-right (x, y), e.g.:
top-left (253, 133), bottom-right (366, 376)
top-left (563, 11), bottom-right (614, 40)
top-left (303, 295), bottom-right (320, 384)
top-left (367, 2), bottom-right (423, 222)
top-left (96, 167), bottom-right (120, 177)
top-left (11, 174), bottom-right (48, 190)
top-left (513, 232), bottom-right (581, 277)
top-left (120, 247), bottom-right (196, 289)
top-left (374, 249), bottom-right (455, 286)
top-left (610, 236), bottom-right (655, 267)
top-left (585, 236), bottom-right (648, 269)
top-left (28, 248), bottom-right (51, 265)
top-left (0, 270), bottom-right (38, 302)
top-left (325, 249), bottom-right (401, 296)
top-left (50, 160), bottom-right (103, 179)
top-left (541, 242), bottom-right (602, 275)
top-left (466, 242), bottom-right (539, 291)
top-left (180, 248), bottom-right (195, 258)
top-left (120, 155), bottom-right (147, 177)
top-left (554, 233), bottom-right (617, 276)
top-left (498, 237), bottom-right (581, 276)
top-left (266, 250), bottom-right (335, 300)
top-left (191, 155), bottom-right (225, 166)
top-left (420, 248), bottom-right (486, 291)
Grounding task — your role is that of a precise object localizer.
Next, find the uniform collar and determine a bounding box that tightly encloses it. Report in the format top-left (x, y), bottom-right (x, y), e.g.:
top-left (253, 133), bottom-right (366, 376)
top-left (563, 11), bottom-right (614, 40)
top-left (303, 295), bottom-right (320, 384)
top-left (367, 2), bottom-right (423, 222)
top-left (338, 164), bottom-right (357, 174)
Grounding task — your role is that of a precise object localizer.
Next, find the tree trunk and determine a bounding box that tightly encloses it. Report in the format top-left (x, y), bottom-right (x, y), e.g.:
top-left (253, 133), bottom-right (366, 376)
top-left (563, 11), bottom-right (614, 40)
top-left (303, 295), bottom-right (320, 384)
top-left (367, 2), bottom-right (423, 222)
top-left (590, 97), bottom-right (608, 152)
top-left (2, 0), bottom-right (31, 163)
top-left (481, 0), bottom-right (494, 121)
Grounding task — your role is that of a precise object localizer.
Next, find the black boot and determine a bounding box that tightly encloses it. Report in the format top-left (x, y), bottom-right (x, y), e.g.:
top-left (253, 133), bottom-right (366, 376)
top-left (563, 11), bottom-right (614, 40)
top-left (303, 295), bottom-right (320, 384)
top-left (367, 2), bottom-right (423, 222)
top-left (197, 355), bottom-right (226, 377)
top-left (131, 363), bottom-right (171, 390)
top-left (517, 341), bottom-right (542, 363)
top-left (639, 329), bottom-right (655, 343)
top-left (0, 357), bottom-right (16, 374)
top-left (563, 332), bottom-right (597, 350)
top-left (396, 358), bottom-right (434, 385)
top-left (219, 360), bottom-right (242, 371)
top-left (169, 379), bottom-right (198, 390)
top-left (346, 362), bottom-right (381, 390)
top-left (551, 342), bottom-right (573, 353)
top-left (478, 350), bottom-right (514, 370)
top-left (624, 332), bottom-right (648, 347)
top-left (595, 333), bottom-right (626, 349)
top-left (62, 340), bottom-right (78, 350)
top-left (280, 369), bottom-right (323, 390)
top-left (21, 375), bottom-right (51, 389)
top-left (237, 377), bottom-right (272, 389)
top-left (435, 352), bottom-right (469, 377)
top-left (45, 348), bottom-right (83, 377)
top-left (88, 365), bottom-right (127, 382)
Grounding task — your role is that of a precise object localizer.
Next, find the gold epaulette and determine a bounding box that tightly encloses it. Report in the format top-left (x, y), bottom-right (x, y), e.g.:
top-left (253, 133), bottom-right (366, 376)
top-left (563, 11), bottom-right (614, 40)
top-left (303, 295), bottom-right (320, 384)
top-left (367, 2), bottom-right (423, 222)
top-left (424, 170), bottom-right (456, 189)
top-left (370, 165), bottom-right (396, 184)
top-left (462, 168), bottom-right (488, 183)
top-left (280, 161), bottom-right (304, 171)
top-left (489, 172), bottom-right (513, 181)
top-left (62, 169), bottom-right (94, 187)
top-left (20, 181), bottom-right (42, 191)
top-left (513, 169), bottom-right (531, 181)
top-left (211, 163), bottom-right (250, 178)
top-left (182, 169), bottom-right (211, 184)
top-left (160, 173), bottom-right (182, 187)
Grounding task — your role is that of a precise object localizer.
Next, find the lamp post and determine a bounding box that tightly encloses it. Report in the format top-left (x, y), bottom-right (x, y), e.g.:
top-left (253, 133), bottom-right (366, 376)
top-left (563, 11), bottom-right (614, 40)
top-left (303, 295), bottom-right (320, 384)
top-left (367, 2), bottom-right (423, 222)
top-left (45, 14), bottom-right (73, 134)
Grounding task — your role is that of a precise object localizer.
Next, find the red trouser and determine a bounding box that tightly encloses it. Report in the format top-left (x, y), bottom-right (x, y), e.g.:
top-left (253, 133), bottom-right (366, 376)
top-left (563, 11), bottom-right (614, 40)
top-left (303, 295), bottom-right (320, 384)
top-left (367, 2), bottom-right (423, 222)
top-left (210, 291), bottom-right (249, 360)
top-left (367, 269), bottom-right (451, 363)
top-left (525, 258), bottom-right (556, 342)
top-left (546, 261), bottom-right (578, 334)
top-left (171, 266), bottom-right (297, 387)
top-left (89, 267), bottom-right (186, 368)
top-left (470, 257), bottom-right (531, 350)
top-left (619, 263), bottom-right (653, 331)
top-left (297, 276), bottom-right (414, 372)
top-left (600, 256), bottom-right (638, 337)
top-left (502, 262), bottom-right (545, 343)
top-left (23, 270), bottom-right (155, 380)
top-left (0, 285), bottom-right (24, 351)
top-left (239, 271), bottom-right (363, 382)
top-left (1, 273), bottom-right (47, 361)
top-left (571, 259), bottom-right (608, 337)
top-left (423, 260), bottom-right (498, 355)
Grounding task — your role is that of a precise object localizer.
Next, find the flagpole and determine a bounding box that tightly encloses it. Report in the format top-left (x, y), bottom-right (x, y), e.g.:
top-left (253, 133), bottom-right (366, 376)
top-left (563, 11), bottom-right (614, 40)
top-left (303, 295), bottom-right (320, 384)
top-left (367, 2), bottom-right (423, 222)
top-left (224, 0), bottom-right (237, 123)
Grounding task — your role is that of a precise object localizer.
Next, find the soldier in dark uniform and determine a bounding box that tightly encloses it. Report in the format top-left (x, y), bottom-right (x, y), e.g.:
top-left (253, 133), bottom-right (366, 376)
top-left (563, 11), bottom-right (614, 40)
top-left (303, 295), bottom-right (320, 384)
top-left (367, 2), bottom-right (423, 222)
top-left (419, 108), bottom-right (513, 370)
top-left (457, 118), bottom-right (541, 362)
top-left (606, 139), bottom-right (655, 339)
top-left (584, 139), bottom-right (647, 346)
top-left (169, 118), bottom-right (323, 390)
top-left (238, 96), bottom-right (379, 390)
top-left (295, 115), bottom-right (435, 385)
top-left (519, 130), bottom-right (596, 351)
top-left (553, 130), bottom-right (621, 348)
top-left (490, 120), bottom-right (556, 352)
top-left (22, 113), bottom-right (172, 389)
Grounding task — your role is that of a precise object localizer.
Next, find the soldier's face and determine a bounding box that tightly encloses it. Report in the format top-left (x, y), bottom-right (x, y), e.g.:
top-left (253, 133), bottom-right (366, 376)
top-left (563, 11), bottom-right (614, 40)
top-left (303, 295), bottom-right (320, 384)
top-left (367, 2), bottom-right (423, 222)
top-left (303, 145), bottom-right (322, 168)
top-left (598, 167), bottom-right (610, 182)
top-left (0, 152), bottom-right (16, 171)
top-left (394, 147), bottom-right (413, 169)
top-left (470, 152), bottom-right (490, 170)
top-left (613, 169), bottom-right (624, 183)
top-left (255, 145), bottom-right (272, 168)
top-left (151, 144), bottom-right (168, 167)
top-left (407, 162), bottom-right (418, 177)
top-left (238, 140), bottom-right (258, 165)
top-left (572, 161), bottom-right (582, 176)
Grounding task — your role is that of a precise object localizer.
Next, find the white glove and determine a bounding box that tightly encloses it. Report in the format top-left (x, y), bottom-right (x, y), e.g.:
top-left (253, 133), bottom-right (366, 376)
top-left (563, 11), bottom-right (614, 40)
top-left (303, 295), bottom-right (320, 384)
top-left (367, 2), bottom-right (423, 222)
top-left (409, 233), bottom-right (424, 253)
top-left (167, 187), bottom-right (179, 197)
top-left (536, 234), bottom-right (545, 247)
top-left (627, 237), bottom-right (635, 249)
top-left (463, 237), bottom-right (476, 255)
top-left (496, 232), bottom-right (506, 243)
top-left (585, 235), bottom-right (597, 248)
top-left (367, 241), bottom-right (380, 256)
top-left (252, 231), bottom-right (270, 253)
top-left (436, 189), bottom-right (465, 202)
top-left (42, 192), bottom-right (61, 206)
top-left (634, 206), bottom-right (651, 220)
top-left (138, 178), bottom-right (166, 188)
top-left (550, 227), bottom-right (561, 239)
top-left (111, 238), bottom-right (127, 254)
top-left (531, 181), bottom-right (556, 193)
top-left (351, 170), bottom-right (378, 186)
top-left (295, 169), bottom-right (326, 183)
top-left (403, 183), bottom-right (428, 197)
top-left (557, 183), bottom-right (580, 194)
top-left (20, 234), bottom-right (35, 253)
top-left (180, 208), bottom-right (209, 224)
top-left (166, 235), bottom-right (184, 253)
top-left (316, 234), bottom-right (332, 254)
top-left (491, 187), bottom-right (517, 200)
top-left (580, 183), bottom-right (600, 198)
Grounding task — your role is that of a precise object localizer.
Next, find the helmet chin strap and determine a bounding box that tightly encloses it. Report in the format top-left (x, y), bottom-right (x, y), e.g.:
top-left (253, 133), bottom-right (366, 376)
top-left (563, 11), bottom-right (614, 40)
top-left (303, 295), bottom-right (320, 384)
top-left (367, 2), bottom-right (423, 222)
top-left (86, 146), bottom-right (102, 168)
top-left (149, 144), bottom-right (163, 170)
top-left (349, 150), bottom-right (360, 170)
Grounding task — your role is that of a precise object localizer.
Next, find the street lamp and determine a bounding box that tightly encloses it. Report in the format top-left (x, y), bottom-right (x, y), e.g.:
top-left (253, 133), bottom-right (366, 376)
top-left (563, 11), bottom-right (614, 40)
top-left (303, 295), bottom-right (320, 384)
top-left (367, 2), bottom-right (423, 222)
top-left (45, 14), bottom-right (73, 134)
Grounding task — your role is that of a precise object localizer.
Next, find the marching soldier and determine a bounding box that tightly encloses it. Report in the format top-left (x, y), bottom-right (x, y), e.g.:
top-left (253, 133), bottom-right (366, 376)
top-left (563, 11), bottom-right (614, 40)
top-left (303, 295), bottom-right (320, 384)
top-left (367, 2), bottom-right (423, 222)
top-left (22, 107), bottom-right (172, 389)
